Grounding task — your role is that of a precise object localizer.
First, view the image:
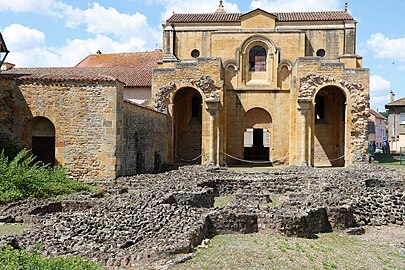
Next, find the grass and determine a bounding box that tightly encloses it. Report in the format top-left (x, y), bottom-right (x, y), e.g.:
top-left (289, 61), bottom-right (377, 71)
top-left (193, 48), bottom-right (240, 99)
top-left (0, 223), bottom-right (29, 236)
top-left (170, 232), bottom-right (405, 270)
top-left (0, 246), bottom-right (105, 270)
top-left (214, 195), bottom-right (236, 208)
top-left (379, 159), bottom-right (405, 172)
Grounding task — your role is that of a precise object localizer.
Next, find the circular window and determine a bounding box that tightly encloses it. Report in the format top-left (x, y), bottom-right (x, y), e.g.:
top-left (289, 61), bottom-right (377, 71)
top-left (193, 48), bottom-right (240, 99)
top-left (316, 49), bottom-right (326, 58)
top-left (191, 49), bottom-right (200, 58)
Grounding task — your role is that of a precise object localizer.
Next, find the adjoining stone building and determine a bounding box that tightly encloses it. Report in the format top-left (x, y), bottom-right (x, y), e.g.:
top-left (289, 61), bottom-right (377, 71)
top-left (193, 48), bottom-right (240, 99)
top-left (152, 4), bottom-right (370, 167)
top-left (0, 66), bottom-right (167, 180)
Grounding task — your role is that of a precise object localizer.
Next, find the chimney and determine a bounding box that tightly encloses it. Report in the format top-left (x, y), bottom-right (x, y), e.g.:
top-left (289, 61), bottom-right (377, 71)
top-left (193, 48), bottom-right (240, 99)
top-left (215, 0), bottom-right (226, 14)
top-left (1, 62), bottom-right (15, 71)
top-left (390, 90), bottom-right (395, 103)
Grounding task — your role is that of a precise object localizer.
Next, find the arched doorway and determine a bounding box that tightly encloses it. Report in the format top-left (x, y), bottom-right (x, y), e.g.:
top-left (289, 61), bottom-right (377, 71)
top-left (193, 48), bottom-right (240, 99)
top-left (173, 87), bottom-right (202, 163)
top-left (243, 108), bottom-right (272, 161)
top-left (31, 117), bottom-right (55, 166)
top-left (314, 86), bottom-right (346, 167)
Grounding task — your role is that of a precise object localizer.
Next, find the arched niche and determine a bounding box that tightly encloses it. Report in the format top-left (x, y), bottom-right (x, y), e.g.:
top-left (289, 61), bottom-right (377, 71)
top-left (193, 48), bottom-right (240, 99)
top-left (31, 117), bottom-right (55, 166)
top-left (242, 108), bottom-right (272, 161)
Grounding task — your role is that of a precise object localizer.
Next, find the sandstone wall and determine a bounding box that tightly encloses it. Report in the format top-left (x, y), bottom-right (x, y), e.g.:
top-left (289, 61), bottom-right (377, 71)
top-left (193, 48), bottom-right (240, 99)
top-left (0, 77), bottom-right (123, 180)
top-left (120, 100), bottom-right (168, 175)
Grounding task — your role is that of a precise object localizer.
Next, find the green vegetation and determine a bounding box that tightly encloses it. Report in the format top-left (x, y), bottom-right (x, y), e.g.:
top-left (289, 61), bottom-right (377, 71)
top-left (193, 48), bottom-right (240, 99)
top-left (0, 224), bottom-right (29, 236)
top-left (258, 193), bottom-right (280, 209)
top-left (378, 159), bottom-right (405, 172)
top-left (0, 246), bottom-right (104, 270)
top-left (0, 132), bottom-right (23, 161)
top-left (214, 195), bottom-right (236, 208)
top-left (171, 232), bottom-right (405, 270)
top-left (0, 149), bottom-right (93, 204)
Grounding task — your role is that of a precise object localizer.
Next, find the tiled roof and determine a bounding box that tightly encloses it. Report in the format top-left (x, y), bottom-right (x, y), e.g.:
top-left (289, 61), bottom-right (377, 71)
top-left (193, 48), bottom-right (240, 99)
top-left (75, 50), bottom-right (162, 87)
top-left (167, 10), bottom-right (353, 23)
top-left (2, 68), bottom-right (119, 83)
top-left (3, 55), bottom-right (160, 87)
top-left (76, 50), bottom-right (162, 69)
top-left (369, 109), bottom-right (386, 119)
top-left (385, 97), bottom-right (405, 107)
top-left (167, 13), bottom-right (241, 23)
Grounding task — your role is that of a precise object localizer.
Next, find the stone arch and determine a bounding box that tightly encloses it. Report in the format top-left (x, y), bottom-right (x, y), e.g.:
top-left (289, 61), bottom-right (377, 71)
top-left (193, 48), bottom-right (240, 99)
top-left (155, 76), bottom-right (220, 112)
top-left (239, 35), bottom-right (278, 86)
top-left (173, 87), bottom-right (203, 163)
top-left (313, 86), bottom-right (347, 167)
top-left (31, 116), bottom-right (55, 166)
top-left (240, 35), bottom-right (277, 55)
top-left (277, 60), bottom-right (293, 90)
top-left (224, 60), bottom-right (238, 90)
top-left (242, 108), bottom-right (272, 161)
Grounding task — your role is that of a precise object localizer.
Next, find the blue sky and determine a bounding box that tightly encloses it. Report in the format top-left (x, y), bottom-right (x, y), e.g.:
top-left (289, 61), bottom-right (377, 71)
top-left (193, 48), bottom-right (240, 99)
top-left (1, 0), bottom-right (405, 111)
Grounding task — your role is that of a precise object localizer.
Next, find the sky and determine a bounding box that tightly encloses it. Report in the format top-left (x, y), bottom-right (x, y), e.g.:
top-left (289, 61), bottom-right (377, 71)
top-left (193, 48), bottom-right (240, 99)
top-left (1, 0), bottom-right (405, 111)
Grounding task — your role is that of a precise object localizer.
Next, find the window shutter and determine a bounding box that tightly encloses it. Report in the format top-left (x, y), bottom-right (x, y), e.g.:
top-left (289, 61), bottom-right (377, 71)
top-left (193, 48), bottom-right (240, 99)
top-left (263, 129), bottom-right (270, 147)
top-left (244, 129), bottom-right (253, 147)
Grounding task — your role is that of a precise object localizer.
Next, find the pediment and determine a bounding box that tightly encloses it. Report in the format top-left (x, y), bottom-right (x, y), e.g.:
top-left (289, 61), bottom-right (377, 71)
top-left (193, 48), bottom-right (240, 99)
top-left (240, 8), bottom-right (276, 29)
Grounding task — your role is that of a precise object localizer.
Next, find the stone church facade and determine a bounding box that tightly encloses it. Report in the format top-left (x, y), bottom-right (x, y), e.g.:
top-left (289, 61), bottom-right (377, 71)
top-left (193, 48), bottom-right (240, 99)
top-left (0, 4), bottom-right (370, 180)
top-left (152, 6), bottom-right (369, 167)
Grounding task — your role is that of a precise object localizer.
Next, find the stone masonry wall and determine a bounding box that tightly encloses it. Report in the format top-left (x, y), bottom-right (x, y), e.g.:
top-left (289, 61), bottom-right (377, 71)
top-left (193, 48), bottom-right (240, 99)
top-left (0, 77), bottom-right (122, 180)
top-left (120, 100), bottom-right (168, 175)
top-left (293, 57), bottom-right (370, 165)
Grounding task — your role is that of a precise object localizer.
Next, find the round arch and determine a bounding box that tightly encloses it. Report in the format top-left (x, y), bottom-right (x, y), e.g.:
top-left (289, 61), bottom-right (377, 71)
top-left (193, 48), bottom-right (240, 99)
top-left (242, 108), bottom-right (272, 161)
top-left (313, 86), bottom-right (347, 167)
top-left (173, 87), bottom-right (203, 163)
top-left (31, 117), bottom-right (55, 166)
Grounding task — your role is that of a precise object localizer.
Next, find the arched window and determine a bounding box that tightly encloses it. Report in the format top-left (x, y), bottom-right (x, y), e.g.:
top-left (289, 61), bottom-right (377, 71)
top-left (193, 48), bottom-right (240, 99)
top-left (249, 46), bottom-right (267, 72)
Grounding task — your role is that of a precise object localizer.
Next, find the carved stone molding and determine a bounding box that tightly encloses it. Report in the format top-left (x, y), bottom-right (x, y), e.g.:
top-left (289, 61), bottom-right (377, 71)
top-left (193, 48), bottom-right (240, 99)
top-left (299, 74), bottom-right (335, 98)
top-left (155, 75), bottom-right (220, 112)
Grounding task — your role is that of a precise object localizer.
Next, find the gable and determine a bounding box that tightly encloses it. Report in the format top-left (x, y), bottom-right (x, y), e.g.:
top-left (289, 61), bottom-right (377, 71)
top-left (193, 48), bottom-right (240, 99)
top-left (240, 9), bottom-right (276, 29)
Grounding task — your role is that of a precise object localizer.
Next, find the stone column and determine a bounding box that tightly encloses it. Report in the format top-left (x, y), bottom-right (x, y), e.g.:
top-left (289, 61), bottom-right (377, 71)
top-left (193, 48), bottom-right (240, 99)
top-left (297, 98), bottom-right (313, 166)
top-left (205, 99), bottom-right (220, 166)
top-left (168, 103), bottom-right (175, 163)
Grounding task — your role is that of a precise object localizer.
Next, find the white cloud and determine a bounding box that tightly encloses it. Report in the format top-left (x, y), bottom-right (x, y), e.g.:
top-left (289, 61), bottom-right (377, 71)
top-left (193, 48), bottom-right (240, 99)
top-left (153, 0), bottom-right (240, 21)
top-left (0, 0), bottom-right (70, 18)
top-left (3, 24), bottom-right (45, 51)
top-left (369, 75), bottom-right (391, 110)
top-left (370, 75), bottom-right (391, 94)
top-left (7, 34), bottom-right (151, 68)
top-left (64, 3), bottom-right (159, 42)
top-left (399, 66), bottom-right (405, 71)
top-left (370, 95), bottom-right (390, 111)
top-left (367, 33), bottom-right (405, 62)
top-left (1, 2), bottom-right (161, 67)
top-left (250, 0), bottom-right (341, 12)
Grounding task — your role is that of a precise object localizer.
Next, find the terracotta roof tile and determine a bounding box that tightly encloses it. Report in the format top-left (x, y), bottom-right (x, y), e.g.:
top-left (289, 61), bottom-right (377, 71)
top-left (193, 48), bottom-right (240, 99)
top-left (2, 67), bottom-right (119, 83)
top-left (369, 109), bottom-right (386, 119)
top-left (3, 65), bottom-right (155, 87)
top-left (76, 50), bottom-right (162, 68)
top-left (75, 50), bottom-right (162, 87)
top-left (167, 10), bottom-right (353, 23)
top-left (385, 97), bottom-right (405, 107)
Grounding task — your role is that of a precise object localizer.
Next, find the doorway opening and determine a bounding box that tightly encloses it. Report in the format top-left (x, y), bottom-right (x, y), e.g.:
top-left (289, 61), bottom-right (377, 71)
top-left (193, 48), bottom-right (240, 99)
top-left (314, 86), bottom-right (346, 167)
top-left (244, 128), bottom-right (270, 161)
top-left (173, 87), bottom-right (202, 163)
top-left (31, 117), bottom-right (55, 166)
